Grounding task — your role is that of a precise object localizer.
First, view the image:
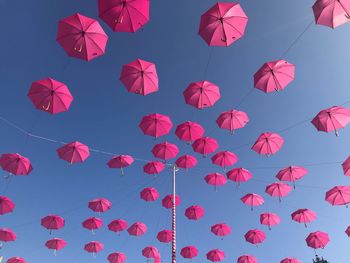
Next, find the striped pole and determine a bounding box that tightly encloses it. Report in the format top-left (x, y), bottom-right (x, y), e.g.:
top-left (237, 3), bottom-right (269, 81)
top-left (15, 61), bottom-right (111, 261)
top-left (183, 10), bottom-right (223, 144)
top-left (171, 165), bottom-right (177, 263)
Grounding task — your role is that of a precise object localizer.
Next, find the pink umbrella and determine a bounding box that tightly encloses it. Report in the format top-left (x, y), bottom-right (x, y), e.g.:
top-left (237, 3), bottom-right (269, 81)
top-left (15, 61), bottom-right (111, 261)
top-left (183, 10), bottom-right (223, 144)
top-left (211, 223), bottom-right (231, 237)
top-left (206, 249), bottom-right (225, 262)
top-left (139, 113), bottom-right (173, 138)
top-left (265, 182), bottom-right (292, 202)
top-left (260, 212), bottom-right (281, 230)
top-left (175, 121), bottom-right (205, 143)
top-left (305, 231), bottom-right (330, 249)
top-left (56, 141), bottom-right (90, 164)
top-left (57, 13), bottom-right (108, 61)
top-left (127, 222), bottom-right (147, 236)
top-left (325, 186), bottom-right (350, 206)
top-left (311, 106), bottom-right (350, 136)
top-left (183, 81), bottom-right (220, 109)
top-left (108, 219), bottom-right (128, 233)
top-left (0, 196), bottom-right (15, 215)
top-left (45, 238), bottom-right (67, 256)
top-left (227, 168), bottom-right (253, 186)
top-left (251, 132), bottom-right (284, 156)
top-left (181, 246), bottom-right (198, 259)
top-left (140, 187), bottom-right (159, 202)
top-left (237, 255), bottom-right (258, 263)
top-left (291, 209), bottom-right (317, 227)
top-left (89, 198), bottom-right (112, 213)
top-left (7, 258), bottom-right (26, 263)
top-left (254, 60), bottom-right (295, 93)
top-left (241, 193), bottom-right (264, 210)
top-left (142, 246), bottom-right (160, 259)
top-left (211, 151), bottom-right (238, 170)
top-left (245, 229), bottom-right (266, 246)
top-left (276, 166), bottom-right (308, 189)
top-left (0, 153), bottom-right (33, 176)
top-left (157, 229), bottom-right (172, 243)
top-left (107, 155), bottom-right (134, 175)
top-left (152, 142), bottom-right (179, 160)
top-left (313, 0), bottom-right (350, 29)
top-left (280, 258), bottom-right (301, 263)
top-left (98, 0), bottom-right (149, 32)
top-left (108, 252), bottom-right (127, 263)
top-left (120, 58), bottom-right (158, 95)
top-left (342, 156), bottom-right (350, 176)
top-left (345, 226), bottom-right (350, 237)
top-left (185, 205), bottom-right (205, 220)
top-left (192, 137), bottom-right (219, 157)
top-left (28, 78), bottom-right (73, 114)
top-left (84, 241), bottom-right (104, 257)
top-left (216, 109), bottom-right (249, 134)
top-left (82, 217), bottom-right (103, 234)
top-left (162, 194), bottom-right (180, 209)
top-left (199, 2), bottom-right (248, 46)
top-left (143, 161), bottom-right (165, 175)
top-left (0, 228), bottom-right (16, 246)
top-left (41, 215), bottom-right (65, 234)
top-left (205, 173), bottom-right (227, 190)
top-left (175, 155), bottom-right (198, 169)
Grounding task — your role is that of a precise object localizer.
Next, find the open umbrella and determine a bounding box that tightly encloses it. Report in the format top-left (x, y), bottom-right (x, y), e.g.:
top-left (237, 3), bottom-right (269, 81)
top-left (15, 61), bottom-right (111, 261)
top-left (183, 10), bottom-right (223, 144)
top-left (260, 212), bottom-right (281, 230)
top-left (237, 255), bottom-right (258, 263)
top-left (211, 223), bottom-right (231, 237)
top-left (45, 238), bottom-right (67, 256)
top-left (280, 258), bottom-right (301, 263)
top-left (199, 2), bottom-right (248, 46)
top-left (41, 215), bottom-right (65, 234)
top-left (0, 228), bottom-right (16, 247)
top-left (0, 196), bottom-right (15, 215)
top-left (56, 141), bottom-right (90, 164)
top-left (84, 241), bottom-right (104, 257)
top-left (192, 137), bottom-right (219, 157)
top-left (306, 231), bottom-right (330, 249)
top-left (313, 0), bottom-right (350, 28)
top-left (88, 198), bottom-right (112, 213)
top-left (245, 229), bottom-right (266, 246)
top-left (254, 60), bottom-right (295, 93)
top-left (291, 209), bottom-right (317, 227)
top-left (183, 81), bottom-right (220, 109)
top-left (143, 161), bottom-right (165, 175)
top-left (175, 155), bottom-right (198, 169)
top-left (82, 217), bottom-right (103, 234)
top-left (241, 193), bottom-right (264, 210)
top-left (140, 187), bottom-right (159, 202)
top-left (276, 166), bottom-right (308, 189)
top-left (139, 113), bottom-right (173, 138)
top-left (211, 151), bottom-right (238, 170)
top-left (107, 155), bottom-right (134, 175)
top-left (7, 258), bottom-right (26, 263)
top-left (142, 246), bottom-right (160, 259)
top-left (108, 252), bottom-right (127, 263)
top-left (206, 249), bottom-right (225, 262)
top-left (251, 132), bottom-right (284, 156)
top-left (162, 194), bottom-right (180, 209)
top-left (152, 142), bottom-right (179, 160)
top-left (127, 222), bottom-right (147, 236)
top-left (227, 168), bottom-right (252, 186)
top-left (185, 205), bottom-right (205, 220)
top-left (342, 156), bottom-right (350, 176)
top-left (175, 121), bottom-right (205, 143)
top-left (181, 246), bottom-right (198, 259)
top-left (345, 226), bottom-right (350, 237)
top-left (325, 186), bottom-right (350, 206)
top-left (57, 13), bottom-right (108, 61)
top-left (265, 182), bottom-right (292, 202)
top-left (216, 109), bottom-right (249, 134)
top-left (0, 153), bottom-right (33, 176)
top-left (108, 219), bottom-right (128, 233)
top-left (157, 229), bottom-right (172, 243)
top-left (205, 173), bottom-right (227, 190)
top-left (120, 58), bottom-right (158, 95)
top-left (28, 78), bottom-right (73, 114)
top-left (98, 0), bottom-right (150, 32)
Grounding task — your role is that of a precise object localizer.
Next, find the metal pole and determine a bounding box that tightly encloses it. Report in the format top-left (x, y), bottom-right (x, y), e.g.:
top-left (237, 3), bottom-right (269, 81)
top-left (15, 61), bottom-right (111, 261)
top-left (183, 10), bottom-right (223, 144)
top-left (171, 165), bottom-right (177, 263)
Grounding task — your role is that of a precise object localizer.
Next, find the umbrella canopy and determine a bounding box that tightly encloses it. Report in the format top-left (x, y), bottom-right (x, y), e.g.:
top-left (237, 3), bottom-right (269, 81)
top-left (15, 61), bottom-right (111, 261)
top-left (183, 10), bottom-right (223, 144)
top-left (162, 194), bottom-right (180, 209)
top-left (82, 217), bottom-right (103, 231)
top-left (98, 0), bottom-right (150, 32)
top-left (28, 78), bottom-right (73, 114)
top-left (260, 212), bottom-right (281, 230)
top-left (84, 241), bottom-right (104, 254)
top-left (205, 173), bottom-right (227, 189)
top-left (41, 215), bottom-right (65, 232)
top-left (291, 209), bottom-right (317, 227)
top-left (108, 219), bottom-right (128, 233)
top-left (175, 121), bottom-right (205, 143)
top-left (227, 168), bottom-right (252, 186)
top-left (157, 229), bottom-right (172, 243)
top-left (0, 228), bottom-right (16, 243)
top-left (139, 113), bottom-right (173, 138)
top-left (346, 226), bottom-right (350, 237)
top-left (120, 58), bottom-right (158, 95)
top-left (265, 182), bottom-right (292, 202)
top-left (45, 238), bottom-right (67, 251)
top-left (88, 198), bottom-right (112, 213)
top-left (56, 13), bottom-right (108, 61)
top-left (180, 246), bottom-right (198, 259)
top-left (254, 60), bottom-right (295, 93)
top-left (192, 137), bottom-right (219, 157)
top-left (175, 155), bottom-right (198, 169)
top-left (56, 141), bottom-right (90, 164)
top-left (313, 0), bottom-right (350, 28)
top-left (108, 252), bottom-right (127, 263)
top-left (107, 155), bottom-right (134, 175)
top-left (342, 155), bottom-right (350, 176)
top-left (311, 106), bottom-right (350, 136)
top-left (183, 81), bottom-right (220, 109)
top-left (143, 161), bottom-right (165, 175)
top-left (7, 258), bottom-right (26, 263)
top-left (237, 255), bottom-right (258, 263)
top-left (211, 151), bottom-right (238, 169)
top-left (151, 142), bottom-right (179, 160)
top-left (127, 222), bottom-right (147, 236)
top-left (276, 166), bottom-right (308, 188)
top-left (140, 187), bottom-right (159, 202)
top-left (280, 258), bottom-right (301, 263)
top-left (325, 186), bottom-right (350, 206)
top-left (206, 249), bottom-right (225, 262)
top-left (185, 205), bottom-right (205, 220)
top-left (305, 231), bottom-right (330, 249)
top-left (0, 196), bottom-right (15, 215)
top-left (245, 229), bottom-right (266, 245)
top-left (199, 2), bottom-right (248, 46)
top-left (241, 193), bottom-right (264, 210)
top-left (251, 132), bottom-right (284, 156)
top-left (211, 223), bottom-right (231, 237)
top-left (0, 153), bottom-right (33, 176)
top-left (216, 109), bottom-right (249, 134)
top-left (142, 246), bottom-right (160, 259)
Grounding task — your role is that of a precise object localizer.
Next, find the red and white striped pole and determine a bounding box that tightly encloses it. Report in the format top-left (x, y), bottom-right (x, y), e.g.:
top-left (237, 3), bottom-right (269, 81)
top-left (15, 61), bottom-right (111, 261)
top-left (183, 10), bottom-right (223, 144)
top-left (171, 165), bottom-right (177, 263)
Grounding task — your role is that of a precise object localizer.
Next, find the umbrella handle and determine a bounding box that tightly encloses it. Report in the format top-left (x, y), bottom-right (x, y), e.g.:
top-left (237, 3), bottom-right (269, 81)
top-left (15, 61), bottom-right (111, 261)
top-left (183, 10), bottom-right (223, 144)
top-left (43, 101), bottom-right (51, 111)
top-left (74, 44), bottom-right (83, 53)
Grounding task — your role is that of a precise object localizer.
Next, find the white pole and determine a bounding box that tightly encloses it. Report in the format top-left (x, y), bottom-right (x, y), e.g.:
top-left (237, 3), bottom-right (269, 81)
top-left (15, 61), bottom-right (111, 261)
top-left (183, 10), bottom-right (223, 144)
top-left (171, 165), bottom-right (177, 263)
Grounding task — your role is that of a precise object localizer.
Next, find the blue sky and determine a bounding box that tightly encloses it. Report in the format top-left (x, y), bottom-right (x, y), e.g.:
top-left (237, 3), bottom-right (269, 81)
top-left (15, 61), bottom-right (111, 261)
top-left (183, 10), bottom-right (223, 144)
top-left (1, 0), bottom-right (350, 262)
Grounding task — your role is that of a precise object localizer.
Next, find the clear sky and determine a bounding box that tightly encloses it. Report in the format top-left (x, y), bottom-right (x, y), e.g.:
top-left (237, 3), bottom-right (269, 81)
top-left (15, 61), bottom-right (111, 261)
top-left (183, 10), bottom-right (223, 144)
top-left (1, 0), bottom-right (350, 262)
